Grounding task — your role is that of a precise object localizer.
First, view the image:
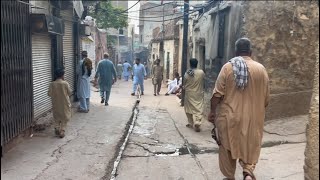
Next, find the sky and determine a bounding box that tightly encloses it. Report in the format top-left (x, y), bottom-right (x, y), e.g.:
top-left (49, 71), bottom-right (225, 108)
top-left (127, 1), bottom-right (206, 35)
top-left (128, 1), bottom-right (140, 34)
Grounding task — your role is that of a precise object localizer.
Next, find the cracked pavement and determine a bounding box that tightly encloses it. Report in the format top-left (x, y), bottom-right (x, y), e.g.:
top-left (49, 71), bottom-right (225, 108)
top-left (1, 80), bottom-right (307, 180)
top-left (116, 80), bottom-right (307, 180)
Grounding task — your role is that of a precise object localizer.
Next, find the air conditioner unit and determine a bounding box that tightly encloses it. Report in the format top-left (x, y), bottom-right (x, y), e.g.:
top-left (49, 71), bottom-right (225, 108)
top-left (30, 14), bottom-right (64, 35)
top-left (80, 24), bottom-right (91, 36)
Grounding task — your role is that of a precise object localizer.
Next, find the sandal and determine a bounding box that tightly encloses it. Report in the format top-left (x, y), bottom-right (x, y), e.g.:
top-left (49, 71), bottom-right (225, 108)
top-left (186, 124), bottom-right (193, 128)
top-left (59, 130), bottom-right (65, 138)
top-left (243, 172), bottom-right (256, 180)
top-left (54, 128), bottom-right (60, 136)
top-left (194, 124), bottom-right (201, 132)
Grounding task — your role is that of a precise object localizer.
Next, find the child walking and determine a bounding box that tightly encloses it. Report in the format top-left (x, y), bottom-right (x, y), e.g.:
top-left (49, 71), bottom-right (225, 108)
top-left (48, 68), bottom-right (72, 138)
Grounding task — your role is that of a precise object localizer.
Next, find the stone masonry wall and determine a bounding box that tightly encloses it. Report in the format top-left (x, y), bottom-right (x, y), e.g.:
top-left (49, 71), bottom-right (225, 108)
top-left (304, 42), bottom-right (319, 180)
top-left (240, 1), bottom-right (319, 119)
top-left (193, 1), bottom-right (318, 120)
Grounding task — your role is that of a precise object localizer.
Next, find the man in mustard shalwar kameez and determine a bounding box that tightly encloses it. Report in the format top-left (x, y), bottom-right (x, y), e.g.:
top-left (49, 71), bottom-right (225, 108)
top-left (184, 58), bottom-right (205, 132)
top-left (48, 69), bottom-right (72, 138)
top-left (209, 38), bottom-right (270, 180)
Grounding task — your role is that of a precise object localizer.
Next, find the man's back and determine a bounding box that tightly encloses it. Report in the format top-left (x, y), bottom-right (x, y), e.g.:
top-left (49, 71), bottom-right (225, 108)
top-left (220, 57), bottom-right (269, 113)
top-left (117, 64), bottom-right (123, 72)
top-left (97, 59), bottom-right (115, 78)
top-left (123, 62), bottom-right (130, 69)
top-left (213, 56), bottom-right (269, 163)
top-left (184, 69), bottom-right (205, 93)
top-left (48, 79), bottom-right (71, 114)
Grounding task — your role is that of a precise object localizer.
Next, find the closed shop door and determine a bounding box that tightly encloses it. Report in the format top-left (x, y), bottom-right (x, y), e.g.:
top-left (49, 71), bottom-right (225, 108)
top-left (32, 34), bottom-right (52, 119)
top-left (61, 10), bottom-right (75, 93)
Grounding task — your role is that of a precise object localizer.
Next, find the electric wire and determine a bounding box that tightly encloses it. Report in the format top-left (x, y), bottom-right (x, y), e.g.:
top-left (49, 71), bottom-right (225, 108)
top-left (125, 10), bottom-right (198, 22)
top-left (124, 1), bottom-right (216, 22)
top-left (120, 0), bottom-right (140, 13)
top-left (125, 1), bottom-right (176, 13)
top-left (121, 1), bottom-right (216, 21)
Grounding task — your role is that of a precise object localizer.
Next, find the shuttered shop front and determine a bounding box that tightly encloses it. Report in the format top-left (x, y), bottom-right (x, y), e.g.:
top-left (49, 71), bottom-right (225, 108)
top-left (61, 10), bottom-right (75, 94)
top-left (32, 34), bottom-right (52, 119)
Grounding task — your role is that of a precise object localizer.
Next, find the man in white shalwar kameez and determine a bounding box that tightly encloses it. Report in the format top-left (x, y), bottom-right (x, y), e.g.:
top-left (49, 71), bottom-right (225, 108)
top-left (77, 51), bottom-right (92, 113)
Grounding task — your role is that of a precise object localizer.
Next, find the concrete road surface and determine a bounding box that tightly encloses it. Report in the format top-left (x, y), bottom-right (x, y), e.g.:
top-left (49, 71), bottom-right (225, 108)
top-left (1, 81), bottom-right (136, 180)
top-left (1, 80), bottom-right (307, 180)
top-left (116, 80), bottom-right (306, 180)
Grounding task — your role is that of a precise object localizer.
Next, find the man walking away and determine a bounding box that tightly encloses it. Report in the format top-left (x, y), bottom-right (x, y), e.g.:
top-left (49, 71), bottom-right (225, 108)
top-left (117, 61), bottom-right (123, 80)
top-left (77, 51), bottom-right (92, 113)
top-left (123, 60), bottom-right (132, 81)
top-left (208, 38), bottom-right (270, 180)
top-left (48, 68), bottom-right (72, 138)
top-left (131, 58), bottom-right (146, 96)
top-left (152, 59), bottom-right (164, 96)
top-left (94, 53), bottom-right (117, 106)
top-left (184, 58), bottom-right (205, 132)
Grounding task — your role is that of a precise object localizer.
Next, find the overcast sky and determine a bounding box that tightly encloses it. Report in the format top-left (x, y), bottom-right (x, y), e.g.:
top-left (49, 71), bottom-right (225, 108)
top-left (128, 1), bottom-right (140, 34)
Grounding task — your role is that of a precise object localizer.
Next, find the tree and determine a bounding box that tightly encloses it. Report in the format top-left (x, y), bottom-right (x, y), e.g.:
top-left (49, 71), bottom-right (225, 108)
top-left (107, 34), bottom-right (117, 46)
top-left (88, 1), bottom-right (128, 30)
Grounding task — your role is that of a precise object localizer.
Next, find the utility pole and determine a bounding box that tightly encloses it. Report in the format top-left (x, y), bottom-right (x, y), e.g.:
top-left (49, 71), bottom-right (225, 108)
top-left (159, 0), bottom-right (165, 80)
top-left (180, 0), bottom-right (189, 106)
top-left (117, 28), bottom-right (120, 64)
top-left (132, 26), bottom-right (134, 63)
top-left (117, 1), bottom-right (120, 65)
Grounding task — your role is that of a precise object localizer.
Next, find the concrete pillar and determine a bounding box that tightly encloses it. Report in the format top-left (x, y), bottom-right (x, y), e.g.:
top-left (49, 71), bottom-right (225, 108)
top-left (304, 42), bottom-right (319, 180)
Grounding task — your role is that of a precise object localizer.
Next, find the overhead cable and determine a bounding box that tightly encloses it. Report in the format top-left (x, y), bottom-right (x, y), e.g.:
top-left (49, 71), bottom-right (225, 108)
top-left (125, 1), bottom-right (177, 13)
top-left (120, 0), bottom-right (140, 13)
top-left (125, 11), bottom-right (198, 22)
top-left (125, 1), bottom-right (216, 21)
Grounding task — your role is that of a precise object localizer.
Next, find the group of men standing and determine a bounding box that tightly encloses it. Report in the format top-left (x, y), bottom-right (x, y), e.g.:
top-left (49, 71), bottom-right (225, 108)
top-left (49, 37), bottom-right (269, 180)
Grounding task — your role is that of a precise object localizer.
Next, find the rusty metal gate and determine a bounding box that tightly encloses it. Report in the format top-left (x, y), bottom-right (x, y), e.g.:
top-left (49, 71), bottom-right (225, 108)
top-left (1, 0), bottom-right (33, 146)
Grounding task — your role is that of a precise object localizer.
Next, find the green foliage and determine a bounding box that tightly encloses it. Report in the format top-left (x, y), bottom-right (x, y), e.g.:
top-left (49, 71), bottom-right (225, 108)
top-left (88, 1), bottom-right (128, 29)
top-left (107, 35), bottom-right (117, 46)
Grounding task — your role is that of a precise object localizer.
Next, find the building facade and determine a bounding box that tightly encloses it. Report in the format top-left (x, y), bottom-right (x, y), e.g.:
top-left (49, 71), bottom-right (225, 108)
top-left (190, 1), bottom-right (319, 120)
top-left (139, 2), bottom-right (179, 48)
top-left (1, 0), bottom-right (83, 150)
top-left (151, 20), bottom-right (180, 81)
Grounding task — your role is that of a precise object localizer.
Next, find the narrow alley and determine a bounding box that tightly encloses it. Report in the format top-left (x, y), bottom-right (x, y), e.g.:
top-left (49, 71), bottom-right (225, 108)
top-left (1, 1), bottom-right (318, 180)
top-left (1, 81), bottom-right (307, 180)
top-left (1, 82), bottom-right (136, 180)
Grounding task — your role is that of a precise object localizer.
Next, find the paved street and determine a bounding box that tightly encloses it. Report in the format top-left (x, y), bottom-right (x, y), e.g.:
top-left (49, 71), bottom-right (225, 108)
top-left (1, 81), bottom-right (136, 180)
top-left (116, 80), bottom-right (307, 180)
top-left (1, 80), bottom-right (307, 180)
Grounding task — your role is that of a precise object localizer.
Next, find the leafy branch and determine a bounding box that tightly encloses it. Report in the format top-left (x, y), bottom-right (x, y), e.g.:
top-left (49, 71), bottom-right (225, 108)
top-left (88, 1), bottom-right (128, 30)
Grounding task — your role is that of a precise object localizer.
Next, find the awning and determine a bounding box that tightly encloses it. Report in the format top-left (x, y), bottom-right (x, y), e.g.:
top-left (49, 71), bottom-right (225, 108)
top-left (73, 0), bottom-right (84, 18)
top-left (82, 35), bottom-right (94, 42)
top-left (208, 2), bottom-right (232, 15)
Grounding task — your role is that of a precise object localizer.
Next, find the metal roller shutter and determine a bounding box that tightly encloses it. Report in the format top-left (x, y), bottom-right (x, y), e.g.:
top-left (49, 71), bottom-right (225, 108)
top-left (80, 38), bottom-right (83, 52)
top-left (32, 34), bottom-right (52, 119)
top-left (61, 10), bottom-right (75, 93)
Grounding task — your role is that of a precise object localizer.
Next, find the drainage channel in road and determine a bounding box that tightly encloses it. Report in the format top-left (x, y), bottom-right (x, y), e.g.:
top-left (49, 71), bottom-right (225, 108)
top-left (100, 100), bottom-right (140, 180)
top-left (105, 104), bottom-right (218, 180)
